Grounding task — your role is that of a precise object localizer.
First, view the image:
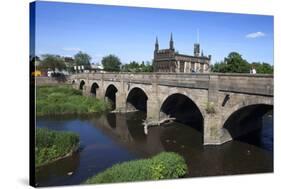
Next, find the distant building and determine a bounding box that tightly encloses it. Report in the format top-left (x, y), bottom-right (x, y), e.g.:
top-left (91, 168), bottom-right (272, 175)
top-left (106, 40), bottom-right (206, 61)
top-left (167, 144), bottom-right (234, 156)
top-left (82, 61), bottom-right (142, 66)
top-left (90, 63), bottom-right (104, 73)
top-left (153, 33), bottom-right (211, 73)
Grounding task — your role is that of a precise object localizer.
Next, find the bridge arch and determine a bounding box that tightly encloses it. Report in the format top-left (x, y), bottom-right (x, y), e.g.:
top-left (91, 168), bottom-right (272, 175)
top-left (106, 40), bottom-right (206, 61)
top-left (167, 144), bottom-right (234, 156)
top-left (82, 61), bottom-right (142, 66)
top-left (90, 82), bottom-right (99, 97)
top-left (126, 87), bottom-right (148, 112)
top-left (105, 84), bottom-right (118, 110)
top-left (159, 93), bottom-right (204, 132)
top-left (79, 80), bottom-right (85, 90)
top-left (223, 102), bottom-right (273, 140)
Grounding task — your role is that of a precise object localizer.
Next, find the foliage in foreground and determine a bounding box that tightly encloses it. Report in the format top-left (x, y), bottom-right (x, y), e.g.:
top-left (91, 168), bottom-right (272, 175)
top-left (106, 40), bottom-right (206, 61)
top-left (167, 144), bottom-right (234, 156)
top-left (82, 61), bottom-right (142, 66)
top-left (35, 128), bottom-right (79, 167)
top-left (36, 85), bottom-right (111, 115)
top-left (85, 152), bottom-right (188, 184)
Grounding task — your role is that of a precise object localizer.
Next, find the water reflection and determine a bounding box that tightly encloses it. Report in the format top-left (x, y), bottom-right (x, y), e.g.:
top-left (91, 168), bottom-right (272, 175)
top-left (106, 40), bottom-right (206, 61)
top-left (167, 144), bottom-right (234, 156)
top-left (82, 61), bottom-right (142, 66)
top-left (36, 111), bottom-right (273, 186)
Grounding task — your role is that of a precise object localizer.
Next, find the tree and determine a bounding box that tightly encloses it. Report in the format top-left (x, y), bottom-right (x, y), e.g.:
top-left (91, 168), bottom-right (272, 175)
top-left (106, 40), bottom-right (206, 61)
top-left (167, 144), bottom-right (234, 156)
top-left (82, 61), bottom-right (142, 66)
top-left (122, 61), bottom-right (140, 72)
top-left (142, 61), bottom-right (153, 72)
top-left (74, 51), bottom-right (91, 69)
top-left (121, 61), bottom-right (153, 72)
top-left (102, 54), bottom-right (121, 72)
top-left (224, 52), bottom-right (250, 73)
top-left (39, 54), bottom-right (66, 72)
top-left (211, 52), bottom-right (250, 73)
top-left (251, 62), bottom-right (273, 74)
top-left (211, 61), bottom-right (228, 73)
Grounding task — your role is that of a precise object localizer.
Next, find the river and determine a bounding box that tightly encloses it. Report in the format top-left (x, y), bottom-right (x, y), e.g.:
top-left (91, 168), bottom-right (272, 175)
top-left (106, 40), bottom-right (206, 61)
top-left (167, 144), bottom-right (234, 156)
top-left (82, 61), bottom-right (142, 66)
top-left (35, 111), bottom-right (273, 187)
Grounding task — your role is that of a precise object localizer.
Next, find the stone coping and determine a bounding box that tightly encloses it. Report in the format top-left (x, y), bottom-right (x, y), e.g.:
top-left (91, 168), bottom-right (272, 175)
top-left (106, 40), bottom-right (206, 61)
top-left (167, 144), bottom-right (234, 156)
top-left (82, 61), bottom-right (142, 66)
top-left (71, 72), bottom-right (273, 78)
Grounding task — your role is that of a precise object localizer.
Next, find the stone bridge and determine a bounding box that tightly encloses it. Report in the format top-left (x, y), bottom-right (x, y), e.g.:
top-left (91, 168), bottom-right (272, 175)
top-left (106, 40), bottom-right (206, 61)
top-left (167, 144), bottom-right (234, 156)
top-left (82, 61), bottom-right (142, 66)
top-left (70, 72), bottom-right (273, 145)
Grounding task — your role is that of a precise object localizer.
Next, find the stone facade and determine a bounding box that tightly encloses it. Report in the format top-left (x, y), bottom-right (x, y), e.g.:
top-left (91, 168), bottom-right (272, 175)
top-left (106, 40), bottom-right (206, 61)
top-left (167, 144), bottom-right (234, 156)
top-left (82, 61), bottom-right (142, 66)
top-left (71, 72), bottom-right (273, 145)
top-left (153, 34), bottom-right (211, 73)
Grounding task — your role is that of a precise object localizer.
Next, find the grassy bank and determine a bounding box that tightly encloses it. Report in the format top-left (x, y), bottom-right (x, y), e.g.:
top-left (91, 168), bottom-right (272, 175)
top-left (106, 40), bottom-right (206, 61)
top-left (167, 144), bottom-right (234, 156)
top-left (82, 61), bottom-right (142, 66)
top-left (36, 128), bottom-right (79, 167)
top-left (36, 85), bottom-right (111, 116)
top-left (85, 152), bottom-right (188, 184)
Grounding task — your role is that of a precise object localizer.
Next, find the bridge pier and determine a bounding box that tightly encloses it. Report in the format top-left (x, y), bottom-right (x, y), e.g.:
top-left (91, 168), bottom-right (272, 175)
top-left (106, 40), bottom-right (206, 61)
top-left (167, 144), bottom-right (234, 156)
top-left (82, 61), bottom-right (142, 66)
top-left (146, 76), bottom-right (161, 122)
top-left (203, 75), bottom-right (232, 145)
top-left (95, 88), bottom-right (103, 99)
top-left (115, 91), bottom-right (127, 112)
top-left (204, 114), bottom-right (232, 145)
top-left (73, 81), bottom-right (79, 90)
top-left (147, 98), bottom-right (161, 122)
top-left (80, 84), bottom-right (87, 96)
top-left (84, 85), bottom-right (91, 96)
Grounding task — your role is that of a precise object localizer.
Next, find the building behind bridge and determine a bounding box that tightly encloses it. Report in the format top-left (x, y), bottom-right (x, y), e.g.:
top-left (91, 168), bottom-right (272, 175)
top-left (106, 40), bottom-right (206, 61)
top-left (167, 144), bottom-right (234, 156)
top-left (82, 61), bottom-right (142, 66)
top-left (153, 33), bottom-right (211, 73)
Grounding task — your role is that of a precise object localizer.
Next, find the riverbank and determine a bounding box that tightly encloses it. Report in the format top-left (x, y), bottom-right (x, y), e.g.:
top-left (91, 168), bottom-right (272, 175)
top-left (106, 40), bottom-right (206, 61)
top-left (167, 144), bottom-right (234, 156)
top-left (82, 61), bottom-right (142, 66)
top-left (85, 152), bottom-right (188, 184)
top-left (36, 85), bottom-right (111, 116)
top-left (36, 128), bottom-right (80, 168)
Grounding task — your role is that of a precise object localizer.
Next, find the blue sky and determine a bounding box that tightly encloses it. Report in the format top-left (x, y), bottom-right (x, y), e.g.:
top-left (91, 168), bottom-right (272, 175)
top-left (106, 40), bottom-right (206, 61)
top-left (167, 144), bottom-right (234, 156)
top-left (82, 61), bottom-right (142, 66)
top-left (33, 1), bottom-right (274, 65)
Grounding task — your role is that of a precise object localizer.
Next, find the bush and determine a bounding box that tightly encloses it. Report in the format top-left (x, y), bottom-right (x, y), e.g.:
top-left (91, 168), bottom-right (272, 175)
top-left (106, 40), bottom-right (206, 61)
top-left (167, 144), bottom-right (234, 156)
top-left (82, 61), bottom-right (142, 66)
top-left (85, 152), bottom-right (188, 184)
top-left (150, 152), bottom-right (187, 179)
top-left (35, 128), bottom-right (79, 167)
top-left (36, 85), bottom-right (110, 115)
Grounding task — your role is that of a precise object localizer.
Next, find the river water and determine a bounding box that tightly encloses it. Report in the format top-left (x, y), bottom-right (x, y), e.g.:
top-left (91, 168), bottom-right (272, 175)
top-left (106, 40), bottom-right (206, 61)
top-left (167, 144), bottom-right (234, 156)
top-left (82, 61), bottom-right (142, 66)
top-left (36, 111), bottom-right (273, 187)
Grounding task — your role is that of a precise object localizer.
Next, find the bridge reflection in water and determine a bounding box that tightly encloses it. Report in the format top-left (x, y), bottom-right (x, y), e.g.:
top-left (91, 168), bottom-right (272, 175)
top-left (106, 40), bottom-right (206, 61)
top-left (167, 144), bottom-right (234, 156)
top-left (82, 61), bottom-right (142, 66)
top-left (37, 109), bottom-right (273, 186)
top-left (94, 111), bottom-right (273, 175)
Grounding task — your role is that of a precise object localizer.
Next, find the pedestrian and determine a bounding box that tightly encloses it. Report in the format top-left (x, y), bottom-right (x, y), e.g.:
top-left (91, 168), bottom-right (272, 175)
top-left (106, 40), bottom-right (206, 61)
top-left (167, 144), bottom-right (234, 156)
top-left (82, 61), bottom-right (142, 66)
top-left (252, 66), bottom-right (256, 74)
top-left (250, 66), bottom-right (256, 74)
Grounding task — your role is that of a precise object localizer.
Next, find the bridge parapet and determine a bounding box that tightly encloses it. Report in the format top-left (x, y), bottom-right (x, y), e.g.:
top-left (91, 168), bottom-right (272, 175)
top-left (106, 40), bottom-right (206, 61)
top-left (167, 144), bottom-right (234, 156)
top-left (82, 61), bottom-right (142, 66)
top-left (216, 74), bottom-right (273, 96)
top-left (71, 72), bottom-right (273, 97)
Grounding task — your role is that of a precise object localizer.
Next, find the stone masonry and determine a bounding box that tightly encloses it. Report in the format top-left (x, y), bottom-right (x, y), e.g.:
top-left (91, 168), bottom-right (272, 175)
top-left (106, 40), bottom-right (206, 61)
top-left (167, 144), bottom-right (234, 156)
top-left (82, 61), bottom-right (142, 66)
top-left (70, 72), bottom-right (273, 145)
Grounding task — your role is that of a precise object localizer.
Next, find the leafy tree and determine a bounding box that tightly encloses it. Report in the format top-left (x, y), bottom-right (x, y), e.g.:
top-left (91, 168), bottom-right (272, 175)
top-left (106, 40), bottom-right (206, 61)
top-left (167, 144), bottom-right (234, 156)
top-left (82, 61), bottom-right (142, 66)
top-left (211, 61), bottom-right (228, 73)
top-left (211, 52), bottom-right (250, 73)
top-left (121, 61), bottom-right (153, 72)
top-left (212, 52), bottom-right (274, 74)
top-left (142, 61), bottom-right (153, 72)
top-left (122, 61), bottom-right (140, 72)
top-left (39, 54), bottom-right (66, 72)
top-left (224, 52), bottom-right (250, 73)
top-left (74, 51), bottom-right (91, 69)
top-left (251, 62), bottom-right (273, 74)
top-left (102, 54), bottom-right (122, 72)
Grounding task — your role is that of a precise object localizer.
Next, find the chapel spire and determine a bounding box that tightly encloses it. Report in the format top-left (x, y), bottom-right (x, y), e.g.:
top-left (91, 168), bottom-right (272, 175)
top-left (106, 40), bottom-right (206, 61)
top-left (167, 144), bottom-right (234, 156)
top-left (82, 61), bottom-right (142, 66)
top-left (169, 33), bottom-right (174, 50)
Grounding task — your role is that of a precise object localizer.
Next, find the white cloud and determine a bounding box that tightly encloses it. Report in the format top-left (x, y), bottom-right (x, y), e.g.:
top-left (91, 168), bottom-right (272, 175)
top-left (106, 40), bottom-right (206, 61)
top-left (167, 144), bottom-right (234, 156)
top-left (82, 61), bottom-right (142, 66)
top-left (246, 31), bottom-right (266, 39)
top-left (62, 47), bottom-right (81, 51)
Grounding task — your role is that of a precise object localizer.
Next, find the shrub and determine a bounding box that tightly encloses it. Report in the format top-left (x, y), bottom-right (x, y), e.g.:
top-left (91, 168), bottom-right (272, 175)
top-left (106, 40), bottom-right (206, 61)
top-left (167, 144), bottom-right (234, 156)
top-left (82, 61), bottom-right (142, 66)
top-left (35, 128), bottom-right (79, 167)
top-left (85, 152), bottom-right (188, 184)
top-left (150, 152), bottom-right (187, 179)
